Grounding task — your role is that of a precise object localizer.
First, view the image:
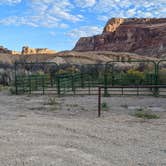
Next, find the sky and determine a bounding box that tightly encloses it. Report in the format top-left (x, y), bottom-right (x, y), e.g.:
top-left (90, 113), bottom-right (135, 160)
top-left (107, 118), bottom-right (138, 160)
top-left (0, 0), bottom-right (165, 52)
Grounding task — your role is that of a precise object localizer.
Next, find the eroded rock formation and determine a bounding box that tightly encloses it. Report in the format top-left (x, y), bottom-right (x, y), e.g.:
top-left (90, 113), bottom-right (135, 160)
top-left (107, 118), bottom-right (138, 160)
top-left (0, 46), bottom-right (12, 54)
top-left (11, 51), bottom-right (21, 55)
top-left (22, 46), bottom-right (56, 55)
top-left (103, 18), bottom-right (124, 33)
top-left (73, 18), bottom-right (166, 57)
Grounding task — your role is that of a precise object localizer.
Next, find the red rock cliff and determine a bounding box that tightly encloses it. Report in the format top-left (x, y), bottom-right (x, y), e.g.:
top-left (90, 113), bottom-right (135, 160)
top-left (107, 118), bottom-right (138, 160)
top-left (73, 18), bottom-right (166, 57)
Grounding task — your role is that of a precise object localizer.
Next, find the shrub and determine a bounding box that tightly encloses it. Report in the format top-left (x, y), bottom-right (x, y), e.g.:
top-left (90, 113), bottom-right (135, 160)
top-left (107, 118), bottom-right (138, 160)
top-left (47, 96), bottom-right (60, 111)
top-left (134, 108), bottom-right (159, 119)
top-left (101, 102), bottom-right (109, 111)
top-left (127, 69), bottom-right (145, 79)
top-left (126, 69), bottom-right (145, 85)
top-left (47, 96), bottom-right (58, 105)
top-left (57, 66), bottom-right (79, 75)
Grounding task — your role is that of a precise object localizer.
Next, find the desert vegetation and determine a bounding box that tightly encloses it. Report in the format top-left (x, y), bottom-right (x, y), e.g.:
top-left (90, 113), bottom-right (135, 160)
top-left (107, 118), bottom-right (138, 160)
top-left (0, 60), bottom-right (165, 166)
top-left (0, 90), bottom-right (166, 165)
top-left (134, 108), bottom-right (160, 119)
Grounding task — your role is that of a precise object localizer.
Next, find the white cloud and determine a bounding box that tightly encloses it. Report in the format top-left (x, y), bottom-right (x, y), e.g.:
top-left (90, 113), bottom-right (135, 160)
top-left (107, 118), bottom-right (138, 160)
top-left (0, 0), bottom-right (83, 28)
top-left (49, 5), bottom-right (82, 22)
top-left (127, 8), bottom-right (137, 16)
top-left (66, 26), bottom-right (103, 38)
top-left (97, 15), bottom-right (109, 21)
top-left (31, 0), bottom-right (83, 22)
top-left (0, 0), bottom-right (21, 4)
top-left (0, 16), bottom-right (30, 26)
top-left (94, 0), bottom-right (166, 18)
top-left (0, 0), bottom-right (165, 29)
top-left (0, 14), bottom-right (70, 28)
top-left (74, 0), bottom-right (96, 8)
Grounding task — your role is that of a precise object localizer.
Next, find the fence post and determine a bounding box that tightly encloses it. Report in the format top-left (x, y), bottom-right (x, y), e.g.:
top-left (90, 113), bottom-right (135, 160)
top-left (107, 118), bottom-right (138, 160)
top-left (15, 77), bottom-right (18, 95)
top-left (29, 76), bottom-right (31, 94)
top-left (155, 62), bottom-right (158, 85)
top-left (98, 87), bottom-right (101, 117)
top-left (71, 75), bottom-right (75, 94)
top-left (154, 61), bottom-right (159, 96)
top-left (14, 62), bottom-right (18, 95)
top-left (81, 72), bottom-right (84, 88)
top-left (88, 76), bottom-right (91, 95)
top-left (35, 76), bottom-right (38, 90)
top-left (42, 76), bottom-right (45, 95)
top-left (71, 75), bottom-right (73, 91)
top-left (23, 77), bottom-right (25, 93)
top-left (50, 73), bottom-right (54, 88)
top-left (57, 76), bottom-right (61, 97)
top-left (104, 72), bottom-right (108, 96)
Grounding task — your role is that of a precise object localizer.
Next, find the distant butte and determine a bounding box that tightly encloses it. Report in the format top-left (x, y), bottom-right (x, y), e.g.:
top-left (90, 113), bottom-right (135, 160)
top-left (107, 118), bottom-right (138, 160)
top-left (0, 45), bottom-right (56, 55)
top-left (21, 46), bottom-right (56, 55)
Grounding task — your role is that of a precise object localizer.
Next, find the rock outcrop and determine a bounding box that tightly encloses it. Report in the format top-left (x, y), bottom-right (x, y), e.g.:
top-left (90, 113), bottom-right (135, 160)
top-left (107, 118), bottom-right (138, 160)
top-left (11, 51), bottom-right (21, 55)
top-left (103, 18), bottom-right (124, 33)
top-left (73, 18), bottom-right (166, 57)
top-left (22, 46), bottom-right (56, 55)
top-left (0, 46), bottom-right (12, 54)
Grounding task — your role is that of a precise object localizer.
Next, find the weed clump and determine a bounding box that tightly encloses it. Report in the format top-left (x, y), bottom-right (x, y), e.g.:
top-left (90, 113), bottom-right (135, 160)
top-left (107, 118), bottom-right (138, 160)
top-left (102, 102), bottom-right (109, 111)
top-left (47, 96), bottom-right (58, 105)
top-left (47, 96), bottom-right (60, 111)
top-left (134, 108), bottom-right (159, 119)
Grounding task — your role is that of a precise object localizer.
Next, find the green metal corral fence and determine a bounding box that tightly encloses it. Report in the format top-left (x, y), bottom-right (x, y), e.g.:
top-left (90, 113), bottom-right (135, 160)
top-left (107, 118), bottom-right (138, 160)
top-left (14, 60), bottom-right (166, 96)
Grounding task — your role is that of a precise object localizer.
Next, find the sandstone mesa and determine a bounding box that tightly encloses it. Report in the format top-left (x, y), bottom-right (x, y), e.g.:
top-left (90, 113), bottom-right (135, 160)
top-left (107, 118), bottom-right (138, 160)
top-left (0, 46), bottom-right (56, 55)
top-left (73, 18), bottom-right (166, 58)
top-left (0, 18), bottom-right (166, 65)
top-left (21, 46), bottom-right (56, 55)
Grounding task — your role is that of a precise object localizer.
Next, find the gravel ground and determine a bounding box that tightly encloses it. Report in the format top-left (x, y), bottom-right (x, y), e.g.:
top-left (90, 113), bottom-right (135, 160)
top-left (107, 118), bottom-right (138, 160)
top-left (0, 91), bottom-right (166, 166)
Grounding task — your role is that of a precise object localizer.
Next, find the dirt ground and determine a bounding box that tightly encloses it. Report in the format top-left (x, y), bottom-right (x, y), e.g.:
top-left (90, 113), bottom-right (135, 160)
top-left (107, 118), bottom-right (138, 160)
top-left (0, 91), bottom-right (166, 166)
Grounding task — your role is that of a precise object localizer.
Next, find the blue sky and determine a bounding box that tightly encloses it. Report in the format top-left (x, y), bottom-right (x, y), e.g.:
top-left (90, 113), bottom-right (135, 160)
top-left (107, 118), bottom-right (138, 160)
top-left (0, 0), bottom-right (165, 52)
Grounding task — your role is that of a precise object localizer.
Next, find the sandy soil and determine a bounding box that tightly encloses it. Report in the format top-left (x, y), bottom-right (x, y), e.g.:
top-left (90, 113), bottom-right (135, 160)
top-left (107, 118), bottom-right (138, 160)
top-left (0, 91), bottom-right (166, 166)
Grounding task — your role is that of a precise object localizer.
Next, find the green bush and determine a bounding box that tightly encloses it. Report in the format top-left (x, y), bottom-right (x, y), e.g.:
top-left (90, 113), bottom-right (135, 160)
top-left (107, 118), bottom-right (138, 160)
top-left (125, 69), bottom-right (145, 85)
top-left (127, 69), bottom-right (145, 79)
top-left (101, 102), bottom-right (109, 111)
top-left (134, 108), bottom-right (159, 119)
top-left (158, 68), bottom-right (166, 84)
